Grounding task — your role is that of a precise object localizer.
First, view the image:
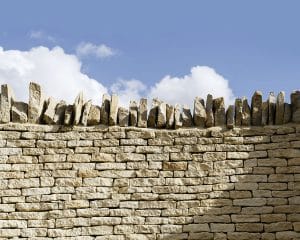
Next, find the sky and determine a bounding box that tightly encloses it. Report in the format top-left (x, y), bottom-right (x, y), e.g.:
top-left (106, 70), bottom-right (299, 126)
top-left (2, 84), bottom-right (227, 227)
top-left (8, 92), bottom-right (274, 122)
top-left (0, 1), bottom-right (299, 107)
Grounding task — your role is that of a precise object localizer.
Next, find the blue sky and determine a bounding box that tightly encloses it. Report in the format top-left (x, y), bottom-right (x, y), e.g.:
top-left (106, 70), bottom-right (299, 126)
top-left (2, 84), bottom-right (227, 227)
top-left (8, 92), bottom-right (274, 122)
top-left (0, 1), bottom-right (299, 106)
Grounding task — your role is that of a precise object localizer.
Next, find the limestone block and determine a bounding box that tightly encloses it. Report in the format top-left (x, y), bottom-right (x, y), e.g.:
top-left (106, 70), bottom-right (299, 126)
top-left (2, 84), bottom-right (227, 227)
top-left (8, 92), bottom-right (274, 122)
top-left (148, 98), bottom-right (160, 128)
top-left (81, 100), bottom-right (92, 126)
top-left (157, 101), bottom-right (167, 128)
top-left (226, 105), bottom-right (235, 129)
top-left (235, 98), bottom-right (243, 126)
top-left (213, 97), bottom-right (226, 126)
top-left (261, 101), bottom-right (269, 126)
top-left (118, 107), bottom-right (129, 127)
top-left (43, 97), bottom-right (57, 124)
top-left (166, 104), bottom-right (174, 129)
top-left (251, 91), bottom-right (262, 126)
top-left (275, 91), bottom-right (285, 125)
top-left (109, 94), bottom-right (118, 126)
top-left (87, 105), bottom-right (101, 126)
top-left (268, 92), bottom-right (276, 125)
top-left (283, 103), bottom-right (292, 124)
top-left (193, 97), bottom-right (206, 127)
top-left (11, 101), bottom-right (28, 123)
top-left (100, 93), bottom-right (110, 125)
top-left (73, 92), bottom-right (84, 125)
top-left (53, 100), bottom-right (66, 124)
top-left (129, 101), bottom-right (138, 126)
top-left (182, 105), bottom-right (193, 127)
top-left (174, 104), bottom-right (182, 129)
top-left (138, 98), bottom-right (147, 128)
top-left (64, 105), bottom-right (74, 125)
top-left (242, 97), bottom-right (251, 126)
top-left (205, 94), bottom-right (214, 127)
top-left (28, 82), bottom-right (45, 123)
top-left (291, 90), bottom-right (300, 122)
top-left (0, 84), bottom-right (15, 123)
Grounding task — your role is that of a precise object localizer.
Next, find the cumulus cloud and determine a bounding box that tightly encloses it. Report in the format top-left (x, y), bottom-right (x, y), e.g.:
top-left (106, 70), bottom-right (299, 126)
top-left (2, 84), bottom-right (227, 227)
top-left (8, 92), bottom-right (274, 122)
top-left (29, 30), bottom-right (56, 43)
top-left (0, 46), bottom-right (107, 104)
top-left (76, 42), bottom-right (116, 59)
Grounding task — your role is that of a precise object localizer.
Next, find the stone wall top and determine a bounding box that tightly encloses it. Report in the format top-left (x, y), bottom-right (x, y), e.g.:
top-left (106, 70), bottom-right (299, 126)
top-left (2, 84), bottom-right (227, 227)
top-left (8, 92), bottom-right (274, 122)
top-left (0, 82), bottom-right (300, 129)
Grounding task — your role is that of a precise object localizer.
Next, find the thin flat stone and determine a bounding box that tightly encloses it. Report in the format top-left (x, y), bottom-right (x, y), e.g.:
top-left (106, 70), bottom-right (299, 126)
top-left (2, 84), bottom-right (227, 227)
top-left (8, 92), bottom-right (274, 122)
top-left (193, 97), bottom-right (206, 127)
top-left (235, 98), bottom-right (243, 126)
top-left (261, 101), bottom-right (268, 126)
top-left (182, 105), bottom-right (193, 127)
top-left (174, 104), bottom-right (182, 129)
top-left (213, 97), bottom-right (226, 126)
top-left (0, 84), bottom-right (15, 123)
top-left (28, 82), bottom-right (45, 124)
top-left (205, 94), bottom-right (214, 127)
top-left (73, 92), bottom-right (84, 125)
top-left (43, 97), bottom-right (57, 124)
top-left (251, 91), bottom-right (262, 126)
top-left (129, 101), bottom-right (138, 126)
top-left (275, 91), bottom-right (285, 125)
top-left (87, 105), bottom-right (101, 126)
top-left (137, 98), bottom-right (147, 128)
top-left (118, 107), bottom-right (129, 127)
top-left (242, 97), bottom-right (251, 126)
top-left (283, 103), bottom-right (292, 124)
top-left (11, 101), bottom-right (28, 123)
top-left (53, 100), bottom-right (66, 125)
top-left (100, 93), bottom-right (110, 125)
top-left (148, 99), bottom-right (160, 128)
top-left (81, 100), bottom-right (92, 126)
top-left (166, 104), bottom-right (175, 129)
top-left (226, 105), bottom-right (235, 129)
top-left (109, 94), bottom-right (118, 126)
top-left (268, 92), bottom-right (276, 125)
top-left (291, 90), bottom-right (300, 123)
top-left (157, 101), bottom-right (166, 128)
top-left (64, 105), bottom-right (74, 125)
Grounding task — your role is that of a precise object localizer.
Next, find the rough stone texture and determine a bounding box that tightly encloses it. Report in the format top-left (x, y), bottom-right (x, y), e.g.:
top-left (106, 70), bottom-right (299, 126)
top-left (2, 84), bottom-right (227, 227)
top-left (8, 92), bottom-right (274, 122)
top-left (193, 97), bottom-right (206, 127)
top-left (53, 100), bottom-right (66, 125)
top-left (0, 84), bottom-right (14, 123)
top-left (43, 97), bottom-right (57, 124)
top-left (182, 105), bottom-right (193, 127)
top-left (262, 101), bottom-right (269, 126)
top-left (0, 123), bottom-right (298, 238)
top-left (148, 99), bottom-right (160, 128)
top-left (157, 101), bottom-right (167, 128)
top-left (242, 97), bottom-right (251, 126)
top-left (11, 101), bottom-right (28, 123)
top-left (100, 94), bottom-right (110, 125)
top-left (81, 100), bottom-right (92, 126)
top-left (87, 105), bottom-right (101, 126)
top-left (251, 91), bottom-right (263, 126)
top-left (129, 101), bottom-right (138, 127)
top-left (275, 91), bottom-right (285, 125)
top-left (64, 105), bottom-right (74, 125)
top-left (138, 98), bottom-right (147, 128)
top-left (118, 107), bottom-right (129, 127)
top-left (283, 103), bottom-right (292, 124)
top-left (174, 104), bottom-right (182, 129)
top-left (109, 94), bottom-right (119, 126)
top-left (268, 92), bottom-right (276, 125)
top-left (73, 92), bottom-right (84, 125)
top-left (291, 90), bottom-right (300, 123)
top-left (226, 105), bottom-right (235, 129)
top-left (166, 104), bottom-right (174, 129)
top-left (205, 94), bottom-right (214, 127)
top-left (235, 98), bottom-right (243, 126)
top-left (213, 97), bottom-right (226, 126)
top-left (28, 82), bottom-right (45, 124)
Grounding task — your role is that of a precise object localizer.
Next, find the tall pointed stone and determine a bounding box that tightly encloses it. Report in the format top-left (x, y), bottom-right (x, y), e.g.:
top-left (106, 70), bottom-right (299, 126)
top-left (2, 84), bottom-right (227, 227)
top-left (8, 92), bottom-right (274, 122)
top-left (129, 101), bottom-right (138, 126)
top-left (43, 97), bottom-right (57, 124)
top-left (205, 94), bottom-right (214, 127)
top-left (268, 92), bottom-right (276, 125)
top-left (275, 91), bottom-right (285, 125)
top-left (109, 94), bottom-right (118, 126)
top-left (137, 98), bottom-right (147, 128)
top-left (213, 97), bottom-right (226, 126)
top-left (182, 105), bottom-right (193, 127)
top-left (148, 99), bottom-right (160, 128)
top-left (28, 82), bottom-right (45, 124)
top-left (118, 107), bottom-right (129, 127)
top-left (166, 104), bottom-right (174, 129)
top-left (100, 94), bottom-right (110, 125)
top-left (291, 90), bottom-right (300, 123)
top-left (174, 104), bottom-right (182, 129)
top-left (193, 97), bottom-right (206, 127)
top-left (226, 105), bottom-right (235, 129)
top-left (87, 105), bottom-right (101, 126)
top-left (242, 97), bottom-right (251, 126)
top-left (235, 98), bottom-right (243, 126)
top-left (157, 101), bottom-right (166, 128)
top-left (261, 101), bottom-right (268, 126)
top-left (81, 100), bottom-right (92, 126)
top-left (0, 84), bottom-right (15, 123)
top-left (251, 91), bottom-right (262, 126)
top-left (53, 101), bottom-right (66, 125)
top-left (73, 92), bottom-right (84, 125)
top-left (64, 105), bottom-right (74, 125)
top-left (11, 101), bottom-right (28, 123)
top-left (283, 103), bottom-right (292, 124)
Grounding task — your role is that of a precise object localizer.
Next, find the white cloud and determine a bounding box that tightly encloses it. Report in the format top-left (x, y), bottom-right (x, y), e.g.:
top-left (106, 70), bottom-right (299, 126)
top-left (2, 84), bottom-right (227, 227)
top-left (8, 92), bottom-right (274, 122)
top-left (76, 42), bottom-right (116, 59)
top-left (0, 46), bottom-right (107, 104)
top-left (29, 30), bottom-right (56, 43)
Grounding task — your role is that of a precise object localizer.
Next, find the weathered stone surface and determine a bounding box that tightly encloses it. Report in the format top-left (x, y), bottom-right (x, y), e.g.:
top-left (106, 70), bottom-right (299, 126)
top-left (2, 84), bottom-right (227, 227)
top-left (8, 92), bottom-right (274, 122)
top-left (275, 91), bottom-right (285, 125)
top-left (109, 94), bottom-right (118, 126)
top-left (193, 97), bottom-right (206, 127)
top-left (137, 98), bottom-right (147, 128)
top-left (226, 105), bottom-right (235, 129)
top-left (242, 97), bottom-right (251, 126)
top-left (166, 104), bottom-right (174, 129)
top-left (87, 105), bottom-right (101, 126)
top-left (81, 100), bottom-right (92, 126)
top-left (11, 101), bottom-right (28, 123)
top-left (261, 101), bottom-right (269, 126)
top-left (100, 93), bottom-right (110, 125)
top-left (53, 100), bottom-right (66, 124)
top-left (235, 98), bottom-right (243, 126)
top-left (174, 104), bottom-right (182, 129)
top-left (213, 97), bottom-right (226, 126)
top-left (251, 91), bottom-right (262, 126)
top-left (182, 105), bottom-right (193, 127)
top-left (28, 82), bottom-right (45, 124)
top-left (268, 92), bottom-right (276, 125)
top-left (157, 101), bottom-right (167, 128)
top-left (43, 97), bottom-right (57, 124)
top-left (205, 94), bottom-right (214, 127)
top-left (73, 92), bottom-right (84, 125)
top-left (129, 101), bottom-right (138, 126)
top-left (148, 99), bottom-right (160, 128)
top-left (118, 107), bottom-right (129, 127)
top-left (64, 105), bottom-right (74, 125)
top-left (291, 90), bottom-right (300, 123)
top-left (283, 103), bottom-right (292, 124)
top-left (0, 84), bottom-right (15, 123)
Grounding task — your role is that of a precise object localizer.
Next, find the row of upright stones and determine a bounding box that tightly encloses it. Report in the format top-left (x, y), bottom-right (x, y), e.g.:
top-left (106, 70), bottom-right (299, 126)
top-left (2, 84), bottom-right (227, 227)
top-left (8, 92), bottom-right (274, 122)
top-left (0, 82), bottom-right (300, 128)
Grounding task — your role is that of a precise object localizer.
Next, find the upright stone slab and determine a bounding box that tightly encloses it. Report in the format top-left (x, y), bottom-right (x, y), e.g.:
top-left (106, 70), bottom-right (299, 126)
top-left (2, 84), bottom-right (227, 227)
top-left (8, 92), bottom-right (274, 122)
top-left (73, 92), bottom-right (84, 125)
top-left (193, 97), bottom-right (206, 127)
top-left (157, 101), bottom-right (166, 128)
top-left (148, 99), bottom-right (160, 128)
top-left (226, 105), bottom-right (235, 129)
top-left (283, 103), bottom-right (292, 124)
top-left (64, 105), bottom-right (74, 125)
top-left (137, 98), bottom-right (147, 128)
top-left (182, 105), bottom-right (193, 127)
top-left (205, 94), bottom-right (214, 127)
top-left (291, 90), bottom-right (300, 123)
top-left (53, 100), bottom-right (66, 125)
top-left (242, 97), bottom-right (251, 126)
top-left (43, 97), bottom-right (57, 124)
top-left (81, 100), bottom-right (92, 126)
top-left (0, 84), bottom-right (14, 123)
top-left (268, 92), bottom-right (276, 125)
top-left (118, 107), bottom-right (129, 127)
top-left (235, 98), bottom-right (243, 126)
top-left (28, 82), bottom-right (45, 124)
top-left (129, 101), bottom-right (138, 126)
top-left (251, 91), bottom-right (262, 126)
top-left (87, 105), bottom-right (101, 126)
top-left (166, 104), bottom-right (174, 129)
top-left (109, 94), bottom-right (118, 126)
top-left (261, 101), bottom-right (269, 126)
top-left (213, 97), bottom-right (226, 126)
top-left (100, 94), bottom-right (110, 125)
top-left (11, 101), bottom-right (28, 123)
top-left (174, 104), bottom-right (182, 129)
top-left (275, 91), bottom-right (285, 125)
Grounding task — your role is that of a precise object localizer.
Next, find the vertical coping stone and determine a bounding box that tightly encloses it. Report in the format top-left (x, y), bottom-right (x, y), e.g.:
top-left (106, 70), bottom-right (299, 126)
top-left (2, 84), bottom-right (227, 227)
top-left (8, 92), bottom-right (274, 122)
top-left (261, 101), bottom-right (269, 126)
top-left (28, 82), bottom-right (45, 124)
top-left (81, 100), bottom-right (92, 126)
top-left (235, 98), bottom-right (243, 126)
top-left (54, 100), bottom-right (66, 125)
top-left (43, 97), bottom-right (57, 124)
top-left (226, 105), bottom-right (235, 129)
top-left (100, 93), bottom-right (110, 125)
top-left (109, 94), bottom-right (118, 126)
top-left (182, 105), bottom-right (193, 127)
top-left (138, 98), bottom-right (147, 128)
top-left (129, 101), bottom-right (138, 126)
top-left (157, 101), bottom-right (167, 128)
top-left (118, 107), bottom-right (129, 127)
top-left (268, 92), bottom-right (276, 125)
top-left (64, 105), bottom-right (74, 125)
top-left (0, 84), bottom-right (15, 123)
top-left (11, 101), bottom-right (28, 123)
top-left (166, 104), bottom-right (175, 129)
top-left (73, 92), bottom-right (84, 125)
top-left (205, 94), bottom-right (214, 127)
top-left (283, 103), bottom-right (292, 124)
top-left (193, 97), bottom-right (206, 127)
top-left (275, 91), bottom-right (285, 125)
top-left (251, 91), bottom-right (263, 126)
top-left (213, 97), bottom-right (226, 126)
top-left (148, 98), bottom-right (160, 128)
top-left (87, 105), bottom-right (101, 126)
top-left (174, 104), bottom-right (182, 129)
top-left (242, 97), bottom-right (251, 126)
top-left (291, 90), bottom-right (300, 123)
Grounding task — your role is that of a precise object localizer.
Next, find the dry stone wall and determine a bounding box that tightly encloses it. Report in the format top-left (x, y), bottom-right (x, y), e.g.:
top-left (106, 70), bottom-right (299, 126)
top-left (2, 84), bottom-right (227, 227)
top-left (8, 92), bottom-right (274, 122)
top-left (0, 123), bottom-right (299, 239)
